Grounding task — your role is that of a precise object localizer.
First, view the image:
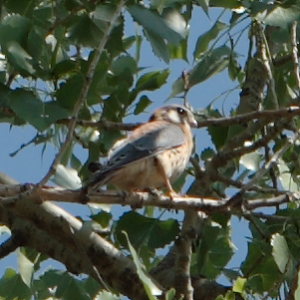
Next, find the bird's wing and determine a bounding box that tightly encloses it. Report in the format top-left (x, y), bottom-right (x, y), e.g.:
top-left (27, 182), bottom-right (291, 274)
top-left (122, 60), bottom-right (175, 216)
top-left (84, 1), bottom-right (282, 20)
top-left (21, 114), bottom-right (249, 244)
top-left (87, 122), bottom-right (185, 187)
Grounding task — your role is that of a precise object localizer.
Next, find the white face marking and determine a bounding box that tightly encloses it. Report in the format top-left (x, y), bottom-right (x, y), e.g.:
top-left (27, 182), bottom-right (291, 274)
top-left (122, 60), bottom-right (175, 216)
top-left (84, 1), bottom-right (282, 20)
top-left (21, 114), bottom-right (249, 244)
top-left (167, 109), bottom-right (181, 124)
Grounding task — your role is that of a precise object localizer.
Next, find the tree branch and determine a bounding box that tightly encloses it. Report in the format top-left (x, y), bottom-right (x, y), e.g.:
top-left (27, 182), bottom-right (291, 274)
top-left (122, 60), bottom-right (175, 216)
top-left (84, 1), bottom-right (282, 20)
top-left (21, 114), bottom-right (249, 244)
top-left (1, 184), bottom-right (298, 214)
top-left (291, 21), bottom-right (300, 90)
top-left (56, 106), bottom-right (300, 132)
top-left (0, 235), bottom-right (22, 259)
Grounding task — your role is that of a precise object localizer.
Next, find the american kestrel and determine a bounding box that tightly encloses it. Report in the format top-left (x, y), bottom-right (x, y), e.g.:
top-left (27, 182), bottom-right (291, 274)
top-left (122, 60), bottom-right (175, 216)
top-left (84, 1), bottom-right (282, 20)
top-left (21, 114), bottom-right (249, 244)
top-left (85, 104), bottom-right (197, 197)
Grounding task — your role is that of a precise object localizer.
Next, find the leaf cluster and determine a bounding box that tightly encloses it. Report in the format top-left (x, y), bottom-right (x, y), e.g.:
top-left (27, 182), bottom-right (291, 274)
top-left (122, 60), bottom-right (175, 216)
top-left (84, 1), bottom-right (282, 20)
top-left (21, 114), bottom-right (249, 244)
top-left (2, 0), bottom-right (300, 299)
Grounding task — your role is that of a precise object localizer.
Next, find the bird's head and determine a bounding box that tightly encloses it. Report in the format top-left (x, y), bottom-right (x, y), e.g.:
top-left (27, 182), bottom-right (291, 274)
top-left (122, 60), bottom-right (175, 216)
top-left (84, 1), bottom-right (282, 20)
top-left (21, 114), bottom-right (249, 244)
top-left (149, 104), bottom-right (198, 128)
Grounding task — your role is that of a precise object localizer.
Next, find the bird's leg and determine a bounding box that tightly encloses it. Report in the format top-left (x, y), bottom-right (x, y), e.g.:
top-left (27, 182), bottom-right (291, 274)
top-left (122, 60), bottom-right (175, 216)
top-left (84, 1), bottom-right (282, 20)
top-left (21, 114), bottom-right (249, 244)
top-left (165, 178), bottom-right (179, 200)
top-left (155, 159), bottom-right (179, 200)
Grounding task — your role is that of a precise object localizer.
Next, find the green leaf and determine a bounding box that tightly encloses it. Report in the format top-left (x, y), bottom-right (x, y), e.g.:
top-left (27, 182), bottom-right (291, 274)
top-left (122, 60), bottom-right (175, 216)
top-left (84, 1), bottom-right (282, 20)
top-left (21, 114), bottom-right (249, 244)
top-left (278, 158), bottom-right (299, 192)
top-left (6, 41), bottom-right (35, 74)
top-left (115, 211), bottom-right (179, 251)
top-left (93, 4), bottom-right (118, 23)
top-left (263, 6), bottom-right (300, 29)
top-left (35, 270), bottom-right (91, 300)
top-left (169, 77), bottom-right (184, 98)
top-left (52, 60), bottom-right (78, 77)
top-left (4, 0), bottom-right (37, 15)
top-left (68, 14), bottom-right (103, 47)
top-left (206, 109), bottom-right (228, 149)
top-left (144, 30), bottom-right (170, 63)
top-left (18, 249), bottom-right (34, 287)
top-left (94, 290), bottom-right (120, 300)
top-left (91, 211), bottom-right (112, 228)
top-left (123, 231), bottom-right (162, 299)
top-left (241, 239), bottom-right (281, 293)
top-left (193, 224), bottom-right (235, 279)
top-left (165, 288), bottom-right (176, 300)
top-left (232, 277), bottom-right (246, 293)
top-left (240, 152), bottom-right (261, 171)
top-left (134, 95), bottom-right (152, 115)
top-left (209, 0), bottom-right (242, 9)
top-left (9, 89), bottom-right (46, 130)
top-left (56, 74), bottom-right (84, 109)
top-left (44, 101), bottom-right (70, 123)
top-left (0, 268), bottom-right (31, 300)
top-left (294, 269), bottom-right (300, 299)
top-left (0, 14), bottom-right (31, 47)
top-left (128, 5), bottom-right (183, 45)
top-left (170, 38), bottom-right (188, 61)
top-left (193, 21), bottom-right (227, 59)
top-left (135, 70), bottom-right (169, 92)
top-left (271, 233), bottom-right (290, 274)
top-left (111, 55), bottom-right (137, 76)
top-left (190, 45), bottom-right (231, 87)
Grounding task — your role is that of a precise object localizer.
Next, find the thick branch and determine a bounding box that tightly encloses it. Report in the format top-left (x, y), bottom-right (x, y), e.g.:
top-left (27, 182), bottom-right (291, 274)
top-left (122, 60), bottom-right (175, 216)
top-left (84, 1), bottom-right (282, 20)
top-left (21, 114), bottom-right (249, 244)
top-left (0, 193), bottom-right (149, 300)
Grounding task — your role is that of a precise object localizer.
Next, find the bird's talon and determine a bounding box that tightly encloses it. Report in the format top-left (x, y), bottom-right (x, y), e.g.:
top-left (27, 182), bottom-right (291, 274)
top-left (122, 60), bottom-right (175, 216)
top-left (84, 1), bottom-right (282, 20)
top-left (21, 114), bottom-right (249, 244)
top-left (146, 188), bottom-right (163, 198)
top-left (167, 191), bottom-right (180, 200)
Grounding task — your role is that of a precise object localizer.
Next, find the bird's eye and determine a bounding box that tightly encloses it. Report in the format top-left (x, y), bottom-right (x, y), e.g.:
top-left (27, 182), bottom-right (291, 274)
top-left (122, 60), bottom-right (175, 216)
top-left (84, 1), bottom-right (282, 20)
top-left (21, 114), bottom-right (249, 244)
top-left (177, 107), bottom-right (186, 115)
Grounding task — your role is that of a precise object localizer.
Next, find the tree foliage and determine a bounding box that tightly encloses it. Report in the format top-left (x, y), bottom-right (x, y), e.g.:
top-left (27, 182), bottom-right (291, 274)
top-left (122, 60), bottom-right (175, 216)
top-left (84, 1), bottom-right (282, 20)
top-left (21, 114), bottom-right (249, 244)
top-left (1, 0), bottom-right (300, 299)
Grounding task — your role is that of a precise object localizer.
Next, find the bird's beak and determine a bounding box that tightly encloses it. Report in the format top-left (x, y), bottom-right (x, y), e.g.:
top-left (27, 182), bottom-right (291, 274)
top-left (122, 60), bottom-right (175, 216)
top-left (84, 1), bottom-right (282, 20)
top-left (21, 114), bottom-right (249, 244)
top-left (190, 116), bottom-right (198, 128)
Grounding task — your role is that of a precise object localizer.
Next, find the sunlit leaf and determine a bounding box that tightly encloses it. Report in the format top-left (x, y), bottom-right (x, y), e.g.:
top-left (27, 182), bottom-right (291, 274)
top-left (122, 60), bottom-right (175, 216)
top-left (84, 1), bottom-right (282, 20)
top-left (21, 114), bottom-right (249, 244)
top-left (123, 231), bottom-right (162, 299)
top-left (271, 233), bottom-right (290, 274)
top-left (51, 164), bottom-right (82, 189)
top-left (278, 159), bottom-right (299, 192)
top-left (94, 290), bottom-right (119, 300)
top-left (240, 152), bottom-right (261, 171)
top-left (232, 277), bottom-right (246, 293)
top-left (6, 41), bottom-right (35, 74)
top-left (18, 249), bottom-right (34, 288)
top-left (295, 269), bottom-right (300, 299)
top-left (263, 6), bottom-right (300, 29)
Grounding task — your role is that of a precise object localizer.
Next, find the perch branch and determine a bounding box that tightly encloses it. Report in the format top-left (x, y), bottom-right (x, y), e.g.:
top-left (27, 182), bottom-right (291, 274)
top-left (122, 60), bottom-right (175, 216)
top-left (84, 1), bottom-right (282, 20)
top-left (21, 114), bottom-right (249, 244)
top-left (0, 185), bottom-right (298, 213)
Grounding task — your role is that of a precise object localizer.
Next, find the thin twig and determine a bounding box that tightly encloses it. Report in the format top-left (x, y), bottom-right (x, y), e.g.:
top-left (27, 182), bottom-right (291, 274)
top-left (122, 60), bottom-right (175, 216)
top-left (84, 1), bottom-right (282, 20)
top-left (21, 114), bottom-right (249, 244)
top-left (0, 235), bottom-right (22, 259)
top-left (240, 133), bottom-right (299, 194)
top-left (291, 21), bottom-right (300, 91)
top-left (38, 0), bottom-right (125, 187)
top-left (197, 106), bottom-right (300, 127)
top-left (256, 22), bottom-right (279, 108)
top-left (227, 133), bottom-right (300, 207)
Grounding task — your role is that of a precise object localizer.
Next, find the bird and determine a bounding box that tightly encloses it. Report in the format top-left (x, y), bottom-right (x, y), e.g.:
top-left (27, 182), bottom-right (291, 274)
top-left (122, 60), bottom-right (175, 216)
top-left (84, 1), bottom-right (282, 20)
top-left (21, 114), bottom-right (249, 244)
top-left (84, 104), bottom-right (197, 198)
